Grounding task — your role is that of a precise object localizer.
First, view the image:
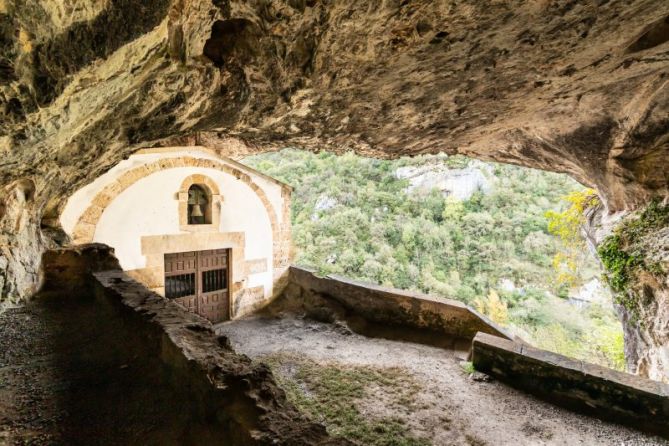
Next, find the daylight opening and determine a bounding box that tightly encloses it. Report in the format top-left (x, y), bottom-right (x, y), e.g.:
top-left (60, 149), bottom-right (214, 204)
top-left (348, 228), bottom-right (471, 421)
top-left (242, 149), bottom-right (625, 371)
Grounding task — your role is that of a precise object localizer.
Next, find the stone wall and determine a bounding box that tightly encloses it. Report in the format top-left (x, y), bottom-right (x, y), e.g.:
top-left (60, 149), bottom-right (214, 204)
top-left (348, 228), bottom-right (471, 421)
top-left (92, 270), bottom-right (341, 445)
top-left (472, 332), bottom-right (669, 438)
top-left (40, 243), bottom-right (121, 296)
top-left (283, 266), bottom-right (511, 343)
top-left (35, 246), bottom-right (344, 445)
top-left (39, 248), bottom-right (669, 440)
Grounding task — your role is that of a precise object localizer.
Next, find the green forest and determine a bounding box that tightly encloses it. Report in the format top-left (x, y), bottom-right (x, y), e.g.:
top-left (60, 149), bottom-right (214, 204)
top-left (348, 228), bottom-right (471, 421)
top-left (244, 150), bottom-right (625, 370)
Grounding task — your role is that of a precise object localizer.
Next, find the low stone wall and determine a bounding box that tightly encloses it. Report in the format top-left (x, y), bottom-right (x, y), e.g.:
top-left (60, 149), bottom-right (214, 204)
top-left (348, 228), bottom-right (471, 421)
top-left (40, 243), bottom-right (122, 296)
top-left (472, 332), bottom-right (669, 438)
top-left (92, 270), bottom-right (345, 445)
top-left (284, 266), bottom-right (511, 343)
top-left (39, 247), bottom-right (344, 445)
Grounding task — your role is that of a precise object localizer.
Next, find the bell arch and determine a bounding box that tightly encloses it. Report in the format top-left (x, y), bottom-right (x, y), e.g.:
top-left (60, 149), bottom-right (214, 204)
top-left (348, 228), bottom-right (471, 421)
top-left (187, 184), bottom-right (210, 224)
top-left (177, 174), bottom-right (222, 230)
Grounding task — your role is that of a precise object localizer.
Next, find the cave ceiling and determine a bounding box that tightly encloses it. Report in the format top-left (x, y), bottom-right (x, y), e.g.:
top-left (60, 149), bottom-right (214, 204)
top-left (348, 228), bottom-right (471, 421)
top-left (1, 0), bottom-right (668, 211)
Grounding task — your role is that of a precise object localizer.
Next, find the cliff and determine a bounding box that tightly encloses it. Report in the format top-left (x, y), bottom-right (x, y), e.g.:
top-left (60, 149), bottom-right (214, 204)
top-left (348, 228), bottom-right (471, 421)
top-left (0, 0), bottom-right (667, 379)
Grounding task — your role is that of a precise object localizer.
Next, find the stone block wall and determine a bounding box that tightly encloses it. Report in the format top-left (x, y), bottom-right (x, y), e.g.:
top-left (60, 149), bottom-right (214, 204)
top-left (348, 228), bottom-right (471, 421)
top-left (90, 270), bottom-right (344, 445)
top-left (472, 332), bottom-right (669, 438)
top-left (284, 266), bottom-right (511, 343)
top-left (40, 244), bottom-right (122, 296)
top-left (37, 246), bottom-right (343, 445)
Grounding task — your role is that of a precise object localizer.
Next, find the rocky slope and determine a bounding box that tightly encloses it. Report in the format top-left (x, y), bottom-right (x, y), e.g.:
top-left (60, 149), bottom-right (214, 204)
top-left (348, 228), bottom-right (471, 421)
top-left (395, 160), bottom-right (492, 200)
top-left (0, 1), bottom-right (668, 377)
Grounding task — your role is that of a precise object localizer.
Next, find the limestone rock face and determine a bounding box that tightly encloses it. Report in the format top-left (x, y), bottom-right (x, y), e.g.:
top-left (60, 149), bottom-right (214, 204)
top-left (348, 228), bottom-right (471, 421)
top-left (1, 0), bottom-right (667, 209)
top-left (584, 203), bottom-right (669, 382)
top-left (616, 213), bottom-right (669, 383)
top-left (631, 271), bottom-right (669, 382)
top-left (0, 179), bottom-right (47, 306)
top-left (0, 1), bottom-right (668, 376)
top-left (395, 161), bottom-right (492, 200)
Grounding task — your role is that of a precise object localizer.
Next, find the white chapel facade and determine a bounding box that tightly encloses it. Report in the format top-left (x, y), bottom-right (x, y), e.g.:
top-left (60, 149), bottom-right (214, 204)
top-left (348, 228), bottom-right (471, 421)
top-left (60, 146), bottom-right (291, 322)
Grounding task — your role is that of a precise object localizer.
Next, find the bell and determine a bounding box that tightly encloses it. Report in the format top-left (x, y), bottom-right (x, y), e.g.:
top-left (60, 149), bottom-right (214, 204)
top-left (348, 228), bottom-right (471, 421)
top-left (190, 204), bottom-right (204, 217)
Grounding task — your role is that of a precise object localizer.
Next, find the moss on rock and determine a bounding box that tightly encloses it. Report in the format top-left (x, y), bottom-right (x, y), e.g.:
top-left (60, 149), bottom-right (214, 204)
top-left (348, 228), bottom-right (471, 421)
top-left (598, 199), bottom-right (669, 320)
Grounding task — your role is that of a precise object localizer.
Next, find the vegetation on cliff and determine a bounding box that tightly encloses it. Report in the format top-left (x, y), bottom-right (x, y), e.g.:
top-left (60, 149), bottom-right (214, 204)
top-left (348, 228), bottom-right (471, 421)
top-left (245, 150), bottom-right (625, 370)
top-left (598, 199), bottom-right (669, 323)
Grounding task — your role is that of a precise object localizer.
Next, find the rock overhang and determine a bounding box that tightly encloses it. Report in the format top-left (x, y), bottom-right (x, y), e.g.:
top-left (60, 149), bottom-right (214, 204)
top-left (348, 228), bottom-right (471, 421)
top-left (0, 0), bottom-right (667, 213)
top-left (0, 0), bottom-right (668, 383)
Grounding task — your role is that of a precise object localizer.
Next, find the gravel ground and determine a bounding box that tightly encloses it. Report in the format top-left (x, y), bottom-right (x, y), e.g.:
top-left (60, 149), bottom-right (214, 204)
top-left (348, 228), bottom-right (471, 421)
top-left (0, 304), bottom-right (62, 445)
top-left (2, 296), bottom-right (666, 446)
top-left (216, 315), bottom-right (668, 446)
top-left (0, 297), bottom-right (199, 446)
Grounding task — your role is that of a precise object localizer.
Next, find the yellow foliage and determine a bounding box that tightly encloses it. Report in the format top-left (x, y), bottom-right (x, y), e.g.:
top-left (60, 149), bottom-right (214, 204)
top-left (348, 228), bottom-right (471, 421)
top-left (552, 251), bottom-right (579, 287)
top-left (474, 289), bottom-right (508, 325)
top-left (584, 323), bottom-right (626, 371)
top-left (546, 188), bottom-right (599, 246)
top-left (545, 188), bottom-right (599, 286)
top-left (442, 196), bottom-right (465, 221)
top-left (528, 321), bottom-right (625, 371)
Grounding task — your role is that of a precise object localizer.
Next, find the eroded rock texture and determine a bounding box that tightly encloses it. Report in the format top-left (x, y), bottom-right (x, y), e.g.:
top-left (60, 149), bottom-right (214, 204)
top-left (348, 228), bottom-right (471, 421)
top-left (585, 201), bottom-right (669, 382)
top-left (0, 179), bottom-right (45, 305)
top-left (0, 0), bottom-right (668, 377)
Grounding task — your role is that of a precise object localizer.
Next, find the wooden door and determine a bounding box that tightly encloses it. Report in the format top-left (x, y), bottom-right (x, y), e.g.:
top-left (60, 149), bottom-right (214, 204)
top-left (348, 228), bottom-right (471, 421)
top-left (197, 249), bottom-right (230, 322)
top-left (164, 249), bottom-right (230, 323)
top-left (164, 251), bottom-right (198, 313)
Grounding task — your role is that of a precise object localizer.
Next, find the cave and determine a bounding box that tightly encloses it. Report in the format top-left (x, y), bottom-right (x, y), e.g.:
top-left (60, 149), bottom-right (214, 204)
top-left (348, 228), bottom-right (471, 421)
top-left (1, 0), bottom-right (669, 444)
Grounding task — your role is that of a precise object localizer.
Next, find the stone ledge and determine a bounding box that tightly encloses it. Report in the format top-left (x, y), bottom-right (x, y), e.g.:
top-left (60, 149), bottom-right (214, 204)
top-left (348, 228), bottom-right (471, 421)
top-left (92, 269), bottom-right (347, 446)
top-left (472, 332), bottom-right (669, 438)
top-left (40, 244), bottom-right (121, 295)
top-left (286, 266), bottom-right (511, 342)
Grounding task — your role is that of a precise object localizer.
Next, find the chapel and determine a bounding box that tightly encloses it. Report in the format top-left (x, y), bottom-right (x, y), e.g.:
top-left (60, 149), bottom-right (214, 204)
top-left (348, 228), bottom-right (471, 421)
top-left (60, 146), bottom-right (291, 322)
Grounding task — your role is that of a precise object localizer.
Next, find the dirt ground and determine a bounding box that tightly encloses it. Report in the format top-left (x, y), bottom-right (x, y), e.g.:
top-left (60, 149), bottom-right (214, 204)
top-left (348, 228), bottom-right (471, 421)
top-left (216, 314), bottom-right (668, 446)
top-left (0, 296), bottom-right (210, 446)
top-left (2, 295), bottom-right (666, 446)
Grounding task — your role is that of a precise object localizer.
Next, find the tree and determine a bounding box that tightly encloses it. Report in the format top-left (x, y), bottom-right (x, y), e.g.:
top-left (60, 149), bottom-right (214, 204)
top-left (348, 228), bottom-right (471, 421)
top-left (243, 149), bottom-right (623, 369)
top-left (474, 289), bottom-right (509, 325)
top-left (545, 189), bottom-right (599, 287)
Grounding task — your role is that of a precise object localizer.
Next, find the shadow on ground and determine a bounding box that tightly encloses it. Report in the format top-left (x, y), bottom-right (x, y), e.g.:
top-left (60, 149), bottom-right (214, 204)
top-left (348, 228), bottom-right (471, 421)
top-left (0, 293), bottom-right (225, 445)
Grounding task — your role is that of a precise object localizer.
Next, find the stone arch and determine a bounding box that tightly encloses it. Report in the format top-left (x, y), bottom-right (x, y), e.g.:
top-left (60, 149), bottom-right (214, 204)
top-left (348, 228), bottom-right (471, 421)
top-left (70, 156), bottom-right (285, 268)
top-left (177, 174), bottom-right (222, 229)
top-left (179, 173), bottom-right (221, 195)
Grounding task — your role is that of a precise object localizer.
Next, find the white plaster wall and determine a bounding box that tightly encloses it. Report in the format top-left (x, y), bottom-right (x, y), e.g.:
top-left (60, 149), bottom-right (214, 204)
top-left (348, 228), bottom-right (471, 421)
top-left (59, 147), bottom-right (275, 234)
top-left (222, 158), bottom-right (286, 225)
top-left (92, 166), bottom-right (276, 298)
top-left (253, 175), bottom-right (285, 225)
top-left (61, 155), bottom-right (149, 234)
